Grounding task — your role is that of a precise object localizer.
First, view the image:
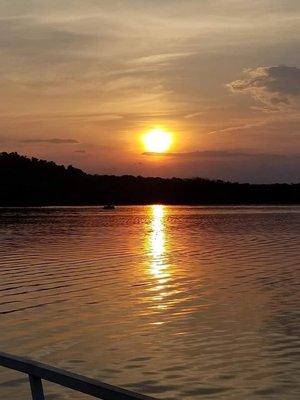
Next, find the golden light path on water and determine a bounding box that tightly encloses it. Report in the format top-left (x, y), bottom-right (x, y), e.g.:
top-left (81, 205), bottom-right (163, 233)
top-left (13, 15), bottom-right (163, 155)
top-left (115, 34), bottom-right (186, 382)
top-left (148, 205), bottom-right (170, 313)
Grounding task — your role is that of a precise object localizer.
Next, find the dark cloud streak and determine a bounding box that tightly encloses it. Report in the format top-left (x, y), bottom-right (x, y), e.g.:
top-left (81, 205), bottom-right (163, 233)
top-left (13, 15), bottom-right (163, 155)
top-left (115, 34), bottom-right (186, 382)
top-left (143, 150), bottom-right (300, 159)
top-left (21, 138), bottom-right (79, 144)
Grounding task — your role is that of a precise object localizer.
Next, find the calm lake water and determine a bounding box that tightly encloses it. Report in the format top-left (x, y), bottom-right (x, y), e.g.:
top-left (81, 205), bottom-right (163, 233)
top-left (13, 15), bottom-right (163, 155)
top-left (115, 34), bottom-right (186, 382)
top-left (0, 206), bottom-right (299, 400)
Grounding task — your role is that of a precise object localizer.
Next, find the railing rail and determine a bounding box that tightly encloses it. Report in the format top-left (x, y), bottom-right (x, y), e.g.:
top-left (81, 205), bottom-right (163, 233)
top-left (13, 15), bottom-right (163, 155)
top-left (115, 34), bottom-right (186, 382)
top-left (0, 352), bottom-right (157, 400)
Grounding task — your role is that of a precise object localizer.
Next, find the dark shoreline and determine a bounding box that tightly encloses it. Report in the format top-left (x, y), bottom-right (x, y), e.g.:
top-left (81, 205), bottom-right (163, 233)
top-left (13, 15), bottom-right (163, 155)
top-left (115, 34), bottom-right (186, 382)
top-left (1, 152), bottom-right (300, 206)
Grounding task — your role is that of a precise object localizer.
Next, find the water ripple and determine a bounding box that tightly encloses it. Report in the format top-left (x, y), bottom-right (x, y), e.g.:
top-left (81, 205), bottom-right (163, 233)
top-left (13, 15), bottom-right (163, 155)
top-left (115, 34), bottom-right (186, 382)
top-left (0, 206), bottom-right (299, 399)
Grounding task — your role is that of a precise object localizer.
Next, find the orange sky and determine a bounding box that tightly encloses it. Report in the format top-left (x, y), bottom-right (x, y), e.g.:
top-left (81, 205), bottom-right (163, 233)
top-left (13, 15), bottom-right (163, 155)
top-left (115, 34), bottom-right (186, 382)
top-left (0, 1), bottom-right (299, 183)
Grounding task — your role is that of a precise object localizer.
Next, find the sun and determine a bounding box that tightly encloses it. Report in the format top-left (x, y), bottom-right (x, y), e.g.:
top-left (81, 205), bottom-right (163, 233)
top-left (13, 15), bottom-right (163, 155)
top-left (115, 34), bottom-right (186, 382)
top-left (143, 128), bottom-right (173, 153)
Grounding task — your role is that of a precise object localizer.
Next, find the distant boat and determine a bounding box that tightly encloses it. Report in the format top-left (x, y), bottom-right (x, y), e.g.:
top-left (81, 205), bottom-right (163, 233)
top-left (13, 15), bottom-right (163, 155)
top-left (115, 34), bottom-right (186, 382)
top-left (103, 204), bottom-right (115, 210)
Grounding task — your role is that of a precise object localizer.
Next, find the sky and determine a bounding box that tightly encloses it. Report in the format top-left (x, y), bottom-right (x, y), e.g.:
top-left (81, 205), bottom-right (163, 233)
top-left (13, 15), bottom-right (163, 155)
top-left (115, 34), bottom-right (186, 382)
top-left (0, 0), bottom-right (299, 183)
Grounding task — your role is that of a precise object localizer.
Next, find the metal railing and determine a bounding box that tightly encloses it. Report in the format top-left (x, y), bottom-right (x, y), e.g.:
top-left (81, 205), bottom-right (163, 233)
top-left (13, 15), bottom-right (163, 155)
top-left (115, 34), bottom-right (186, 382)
top-left (0, 352), bottom-right (157, 400)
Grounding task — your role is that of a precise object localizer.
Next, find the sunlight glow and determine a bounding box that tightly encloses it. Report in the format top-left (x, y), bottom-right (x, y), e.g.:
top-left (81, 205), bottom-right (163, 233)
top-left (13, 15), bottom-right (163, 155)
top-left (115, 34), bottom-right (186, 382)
top-left (143, 128), bottom-right (172, 153)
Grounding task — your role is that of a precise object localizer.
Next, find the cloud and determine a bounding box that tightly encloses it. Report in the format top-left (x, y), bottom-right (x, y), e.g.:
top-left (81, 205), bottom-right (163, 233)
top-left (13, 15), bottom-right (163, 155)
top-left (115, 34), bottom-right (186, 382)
top-left (21, 138), bottom-right (79, 144)
top-left (143, 150), bottom-right (299, 159)
top-left (132, 52), bottom-right (194, 67)
top-left (144, 150), bottom-right (253, 158)
top-left (227, 66), bottom-right (300, 110)
top-left (206, 120), bottom-right (269, 135)
top-left (184, 112), bottom-right (203, 119)
top-left (142, 149), bottom-right (300, 183)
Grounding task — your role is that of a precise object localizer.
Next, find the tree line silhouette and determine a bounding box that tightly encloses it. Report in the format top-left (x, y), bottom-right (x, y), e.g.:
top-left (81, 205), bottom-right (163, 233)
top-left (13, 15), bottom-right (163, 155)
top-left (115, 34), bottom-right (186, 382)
top-left (0, 152), bottom-right (299, 206)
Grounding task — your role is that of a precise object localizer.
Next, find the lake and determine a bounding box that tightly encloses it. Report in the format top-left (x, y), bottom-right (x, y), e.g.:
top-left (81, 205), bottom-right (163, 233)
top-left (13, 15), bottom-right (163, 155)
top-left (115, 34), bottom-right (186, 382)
top-left (0, 206), bottom-right (299, 399)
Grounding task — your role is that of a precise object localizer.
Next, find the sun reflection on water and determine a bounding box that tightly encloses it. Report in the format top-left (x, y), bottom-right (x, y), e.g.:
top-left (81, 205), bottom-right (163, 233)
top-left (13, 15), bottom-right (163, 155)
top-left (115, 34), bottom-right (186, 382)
top-left (147, 205), bottom-right (170, 311)
top-left (150, 205), bottom-right (167, 277)
top-left (150, 205), bottom-right (165, 270)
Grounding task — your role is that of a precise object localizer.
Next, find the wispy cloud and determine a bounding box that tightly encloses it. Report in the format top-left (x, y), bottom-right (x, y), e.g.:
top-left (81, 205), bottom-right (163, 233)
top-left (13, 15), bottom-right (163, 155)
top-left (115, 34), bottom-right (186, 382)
top-left (132, 52), bottom-right (194, 66)
top-left (206, 120), bottom-right (269, 135)
top-left (184, 112), bottom-right (203, 119)
top-left (21, 138), bottom-right (79, 144)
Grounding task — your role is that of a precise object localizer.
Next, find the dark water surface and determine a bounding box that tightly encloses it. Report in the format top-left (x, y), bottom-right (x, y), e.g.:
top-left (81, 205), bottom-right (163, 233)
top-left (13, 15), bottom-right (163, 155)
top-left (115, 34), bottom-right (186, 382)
top-left (0, 206), bottom-right (299, 399)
